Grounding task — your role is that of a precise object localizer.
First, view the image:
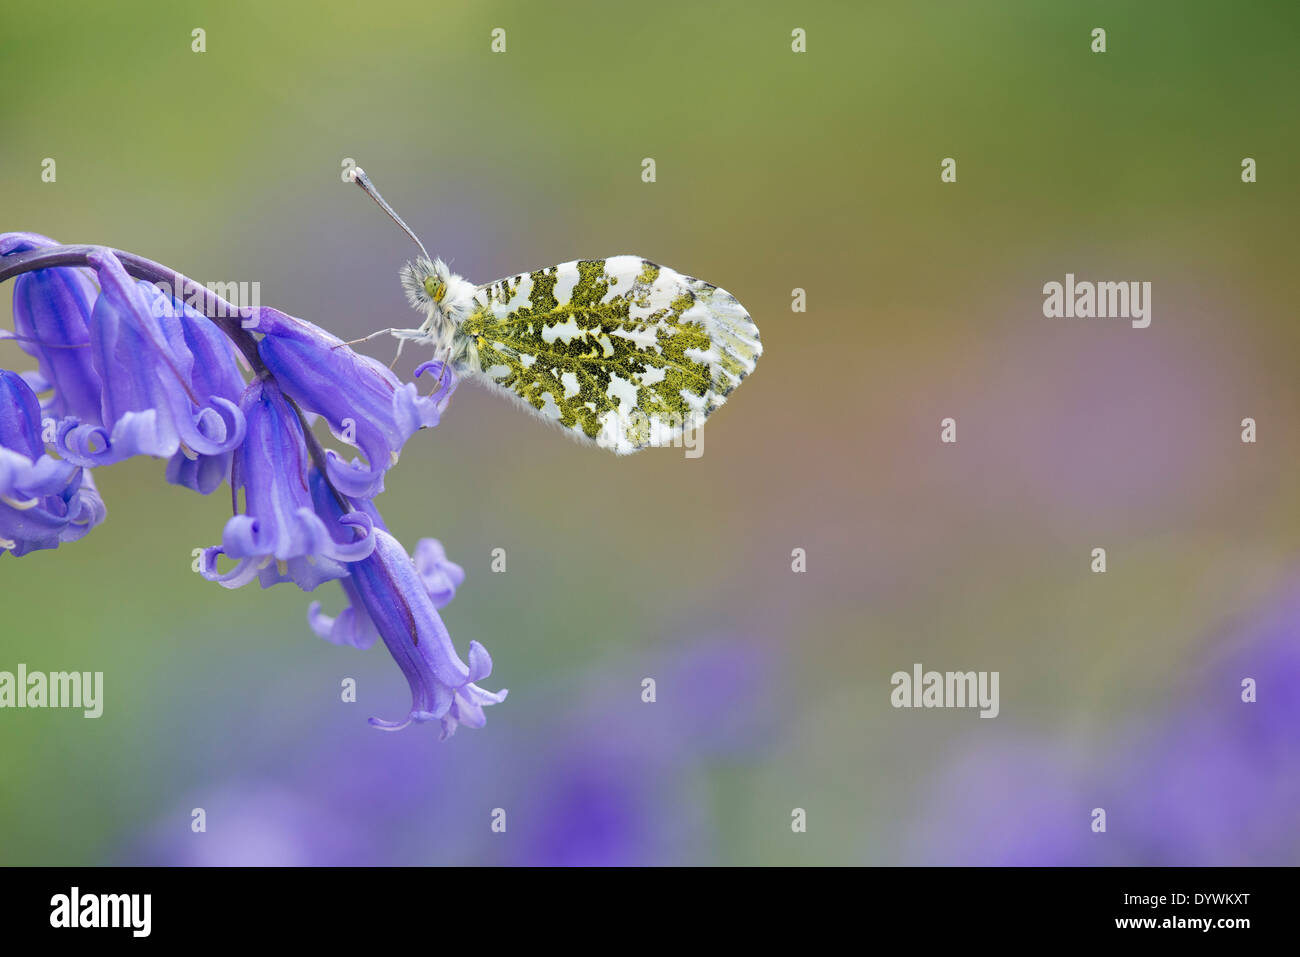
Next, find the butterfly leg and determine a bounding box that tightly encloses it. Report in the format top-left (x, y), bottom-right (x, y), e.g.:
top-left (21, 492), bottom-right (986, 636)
top-left (333, 327), bottom-right (425, 351)
top-left (333, 329), bottom-right (394, 352)
top-left (433, 343), bottom-right (455, 392)
top-left (388, 336), bottom-right (407, 370)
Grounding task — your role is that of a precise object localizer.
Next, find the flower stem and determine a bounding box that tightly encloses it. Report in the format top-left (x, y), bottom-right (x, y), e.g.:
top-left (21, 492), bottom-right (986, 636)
top-left (1, 244), bottom-right (263, 368)
top-left (1, 243), bottom-right (354, 515)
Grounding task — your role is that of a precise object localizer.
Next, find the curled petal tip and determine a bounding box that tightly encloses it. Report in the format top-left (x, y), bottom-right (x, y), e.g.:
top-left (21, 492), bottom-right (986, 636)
top-left (466, 640), bottom-right (493, 683)
top-left (368, 714), bottom-right (413, 732)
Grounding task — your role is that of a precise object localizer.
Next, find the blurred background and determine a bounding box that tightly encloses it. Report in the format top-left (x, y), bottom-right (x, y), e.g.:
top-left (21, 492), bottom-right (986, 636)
top-left (1, 0), bottom-right (1297, 865)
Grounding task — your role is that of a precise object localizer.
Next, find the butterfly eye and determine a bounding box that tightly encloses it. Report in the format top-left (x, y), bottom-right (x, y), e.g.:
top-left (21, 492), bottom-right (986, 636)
top-left (423, 276), bottom-right (446, 302)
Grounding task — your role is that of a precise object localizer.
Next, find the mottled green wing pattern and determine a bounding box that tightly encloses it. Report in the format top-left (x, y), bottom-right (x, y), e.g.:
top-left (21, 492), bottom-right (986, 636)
top-left (461, 256), bottom-right (761, 453)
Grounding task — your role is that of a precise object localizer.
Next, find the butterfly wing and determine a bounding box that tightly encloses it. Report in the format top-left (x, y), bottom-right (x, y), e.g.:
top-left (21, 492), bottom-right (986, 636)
top-left (463, 256), bottom-right (761, 453)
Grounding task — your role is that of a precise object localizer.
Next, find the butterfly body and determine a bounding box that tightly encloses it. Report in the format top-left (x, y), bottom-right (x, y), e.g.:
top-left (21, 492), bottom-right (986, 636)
top-left (396, 255), bottom-right (761, 453)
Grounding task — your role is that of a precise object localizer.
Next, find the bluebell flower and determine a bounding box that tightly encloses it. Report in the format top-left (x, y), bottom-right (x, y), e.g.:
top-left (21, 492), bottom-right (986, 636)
top-left (307, 576), bottom-right (379, 650)
top-left (0, 370), bottom-right (106, 556)
top-left (0, 233), bottom-right (103, 425)
top-left (307, 538), bottom-right (463, 645)
top-left (255, 307), bottom-right (453, 497)
top-left (159, 289), bottom-right (250, 494)
top-left (55, 250), bottom-right (246, 470)
top-left (3, 234), bottom-right (504, 736)
top-left (305, 469), bottom-right (504, 736)
top-left (200, 378), bottom-right (375, 590)
top-left (347, 528), bottom-right (506, 736)
top-left (412, 537), bottom-right (465, 607)
top-left (307, 502), bottom-right (462, 648)
top-left (2, 233), bottom-right (243, 492)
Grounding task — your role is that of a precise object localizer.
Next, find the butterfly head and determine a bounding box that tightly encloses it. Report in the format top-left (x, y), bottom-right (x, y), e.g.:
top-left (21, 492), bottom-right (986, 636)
top-left (400, 257), bottom-right (476, 333)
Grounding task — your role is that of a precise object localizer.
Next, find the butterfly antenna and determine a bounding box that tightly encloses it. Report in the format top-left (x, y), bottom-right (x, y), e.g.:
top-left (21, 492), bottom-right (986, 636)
top-left (349, 167), bottom-right (433, 263)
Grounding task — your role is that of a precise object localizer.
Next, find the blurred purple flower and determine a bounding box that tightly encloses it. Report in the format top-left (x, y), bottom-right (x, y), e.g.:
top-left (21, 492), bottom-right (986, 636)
top-left (136, 783), bottom-right (369, 867)
top-left (906, 575), bottom-right (1300, 865)
top-left (1114, 579), bottom-right (1300, 865)
top-left (123, 634), bottom-right (777, 865)
top-left (905, 739), bottom-right (1101, 865)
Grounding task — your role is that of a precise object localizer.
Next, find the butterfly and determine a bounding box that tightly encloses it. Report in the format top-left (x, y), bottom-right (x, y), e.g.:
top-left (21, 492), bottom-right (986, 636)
top-left (349, 168), bottom-right (761, 453)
